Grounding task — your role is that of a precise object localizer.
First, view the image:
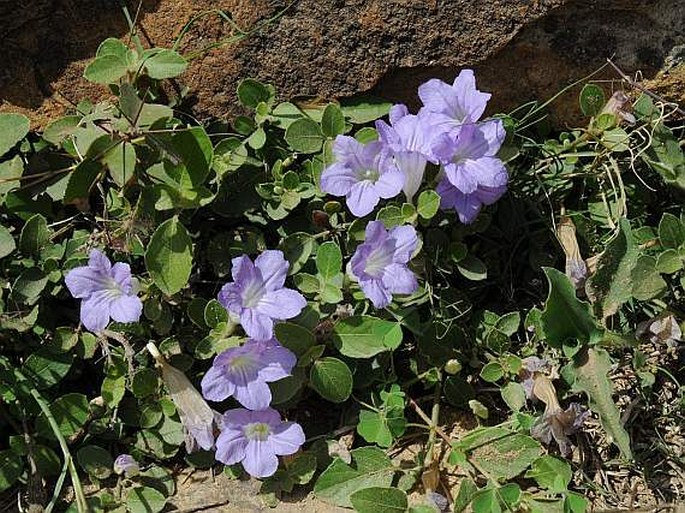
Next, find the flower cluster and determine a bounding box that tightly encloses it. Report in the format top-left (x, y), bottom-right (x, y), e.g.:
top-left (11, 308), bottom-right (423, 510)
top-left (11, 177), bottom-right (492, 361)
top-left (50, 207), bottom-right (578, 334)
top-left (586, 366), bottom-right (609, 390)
top-left (321, 69), bottom-right (509, 225)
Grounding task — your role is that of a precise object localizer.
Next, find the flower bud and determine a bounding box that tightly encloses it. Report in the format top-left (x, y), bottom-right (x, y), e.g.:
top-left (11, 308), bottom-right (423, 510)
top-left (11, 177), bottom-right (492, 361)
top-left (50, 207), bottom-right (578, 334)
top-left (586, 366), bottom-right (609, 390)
top-left (113, 454), bottom-right (139, 478)
top-left (444, 359), bottom-right (462, 375)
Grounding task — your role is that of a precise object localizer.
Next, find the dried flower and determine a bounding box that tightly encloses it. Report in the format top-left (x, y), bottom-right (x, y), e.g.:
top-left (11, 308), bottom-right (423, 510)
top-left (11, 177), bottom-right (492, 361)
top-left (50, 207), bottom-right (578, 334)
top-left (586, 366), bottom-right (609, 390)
top-left (320, 136), bottom-right (404, 217)
top-left (218, 250), bottom-right (306, 341)
top-left (64, 249), bottom-right (142, 332)
top-left (531, 402), bottom-right (589, 455)
top-left (600, 91), bottom-right (636, 125)
top-left (557, 216), bottom-right (588, 290)
top-left (637, 313), bottom-right (682, 346)
top-left (519, 356), bottom-right (553, 400)
top-left (215, 407), bottom-right (305, 478)
top-left (349, 221), bottom-right (419, 308)
top-left (201, 338), bottom-right (296, 410)
top-left (147, 342), bottom-right (219, 452)
top-left (113, 454), bottom-right (139, 477)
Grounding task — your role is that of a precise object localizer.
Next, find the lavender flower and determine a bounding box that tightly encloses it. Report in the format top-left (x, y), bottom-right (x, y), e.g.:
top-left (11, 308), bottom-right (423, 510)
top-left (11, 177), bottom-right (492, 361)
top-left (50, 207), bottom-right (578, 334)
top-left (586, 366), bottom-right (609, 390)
top-left (201, 338), bottom-right (296, 410)
top-left (113, 454), bottom-right (139, 478)
top-left (215, 407), bottom-right (305, 478)
top-left (64, 249), bottom-right (142, 333)
top-left (433, 120), bottom-right (508, 224)
top-left (218, 251), bottom-right (306, 341)
top-left (320, 136), bottom-right (404, 217)
top-left (531, 403), bottom-right (589, 455)
top-left (418, 69), bottom-right (491, 128)
top-left (375, 106), bottom-right (445, 202)
top-left (349, 221), bottom-right (419, 308)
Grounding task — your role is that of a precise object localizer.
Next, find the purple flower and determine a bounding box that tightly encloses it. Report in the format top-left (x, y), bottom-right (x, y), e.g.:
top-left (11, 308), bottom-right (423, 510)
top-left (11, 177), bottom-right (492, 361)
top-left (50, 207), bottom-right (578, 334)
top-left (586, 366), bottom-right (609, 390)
top-left (375, 106), bottom-right (445, 202)
top-left (113, 454), bottom-right (139, 477)
top-left (201, 338), bottom-right (296, 410)
top-left (418, 69), bottom-right (491, 127)
top-left (218, 251), bottom-right (306, 341)
top-left (531, 402), bottom-right (589, 455)
top-left (433, 120), bottom-right (508, 224)
top-left (320, 136), bottom-right (404, 217)
top-left (349, 221), bottom-right (419, 308)
top-left (215, 407), bottom-right (305, 478)
top-left (64, 249), bottom-right (142, 333)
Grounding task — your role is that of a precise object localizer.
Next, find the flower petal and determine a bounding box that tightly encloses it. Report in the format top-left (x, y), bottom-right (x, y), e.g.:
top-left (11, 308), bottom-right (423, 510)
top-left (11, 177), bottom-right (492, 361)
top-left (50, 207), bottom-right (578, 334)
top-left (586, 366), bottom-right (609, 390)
top-left (201, 366), bottom-right (235, 402)
top-left (332, 135), bottom-right (366, 169)
top-left (231, 255), bottom-right (257, 284)
top-left (364, 220), bottom-right (389, 243)
top-left (359, 278), bottom-right (392, 309)
top-left (242, 440), bottom-right (279, 478)
top-left (64, 266), bottom-right (107, 299)
top-left (389, 225), bottom-right (418, 263)
top-left (233, 380), bottom-right (272, 410)
top-left (240, 309), bottom-right (274, 341)
top-left (111, 263), bottom-right (133, 292)
top-left (88, 249), bottom-right (112, 273)
top-left (257, 288), bottom-right (307, 320)
top-left (218, 282), bottom-right (243, 315)
top-left (80, 291), bottom-right (113, 332)
top-left (374, 165), bottom-right (404, 199)
top-left (445, 162), bottom-right (478, 194)
top-left (320, 162), bottom-right (358, 196)
top-left (269, 422), bottom-right (305, 456)
top-left (453, 192), bottom-right (483, 224)
top-left (255, 250), bottom-right (289, 291)
top-left (215, 428), bottom-right (248, 465)
top-left (393, 151), bottom-right (427, 202)
top-left (382, 263), bottom-right (418, 295)
top-left (389, 104), bottom-right (410, 125)
top-left (109, 295), bottom-right (142, 324)
top-left (257, 345), bottom-right (297, 382)
top-left (347, 181), bottom-right (380, 217)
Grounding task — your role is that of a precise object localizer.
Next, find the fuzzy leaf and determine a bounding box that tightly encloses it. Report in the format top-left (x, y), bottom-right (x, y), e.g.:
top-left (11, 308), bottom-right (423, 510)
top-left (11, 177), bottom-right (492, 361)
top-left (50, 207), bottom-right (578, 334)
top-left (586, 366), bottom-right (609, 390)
top-left (563, 346), bottom-right (632, 459)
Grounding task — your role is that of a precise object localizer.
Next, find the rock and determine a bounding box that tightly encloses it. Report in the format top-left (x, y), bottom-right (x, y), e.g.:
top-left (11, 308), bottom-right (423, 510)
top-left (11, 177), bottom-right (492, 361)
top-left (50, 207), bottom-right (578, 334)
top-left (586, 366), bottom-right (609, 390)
top-left (1, 0), bottom-right (683, 128)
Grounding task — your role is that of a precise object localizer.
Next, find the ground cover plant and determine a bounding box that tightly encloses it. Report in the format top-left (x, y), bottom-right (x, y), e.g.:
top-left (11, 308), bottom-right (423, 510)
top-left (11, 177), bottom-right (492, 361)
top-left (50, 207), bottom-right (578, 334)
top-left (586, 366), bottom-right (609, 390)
top-left (0, 17), bottom-right (684, 513)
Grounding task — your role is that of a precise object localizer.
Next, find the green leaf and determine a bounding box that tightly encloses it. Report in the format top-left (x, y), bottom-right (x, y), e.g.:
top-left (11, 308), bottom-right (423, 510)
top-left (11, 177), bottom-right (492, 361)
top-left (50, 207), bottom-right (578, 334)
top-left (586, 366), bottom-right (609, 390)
top-left (285, 118), bottom-right (325, 153)
top-left (0, 113), bottom-right (30, 156)
top-left (144, 49), bottom-right (187, 79)
top-left (212, 138), bottom-right (248, 176)
top-left (321, 104), bottom-right (346, 138)
top-left (480, 362), bottom-right (504, 383)
top-left (332, 316), bottom-right (403, 358)
top-left (145, 217), bottom-right (193, 296)
top-left (564, 346), bottom-right (632, 459)
top-left (281, 232), bottom-right (315, 274)
top-left (274, 322), bottom-right (316, 356)
top-left (579, 84), bottom-right (605, 117)
top-left (126, 486), bottom-right (167, 513)
top-left (656, 249), bottom-right (682, 274)
top-left (453, 478), bottom-right (478, 513)
top-left (0, 450), bottom-right (23, 492)
top-left (340, 96), bottom-right (392, 124)
top-left (11, 268), bottom-right (48, 305)
top-left (77, 445), bottom-right (114, 480)
top-left (350, 487), bottom-right (408, 513)
top-left (35, 393), bottom-right (89, 440)
top-left (23, 348), bottom-right (73, 389)
top-left (457, 254), bottom-right (487, 281)
top-left (96, 38), bottom-right (129, 58)
top-left (0, 155), bottom-right (23, 201)
top-left (495, 312), bottom-right (520, 337)
top-left (43, 116), bottom-right (81, 146)
top-left (310, 357), bottom-right (352, 403)
top-left (525, 455), bottom-right (572, 493)
top-left (19, 214), bottom-right (50, 256)
top-left (64, 160), bottom-right (101, 205)
top-left (416, 190), bottom-right (440, 219)
top-left (357, 407), bottom-right (406, 448)
top-left (83, 54), bottom-right (128, 84)
top-left (631, 255), bottom-right (667, 300)
top-left (601, 128), bottom-right (630, 152)
top-left (314, 447), bottom-right (396, 508)
top-left (204, 299), bottom-right (228, 328)
top-left (272, 102), bottom-right (305, 128)
top-left (501, 382), bottom-right (526, 412)
top-left (132, 369), bottom-right (159, 398)
top-left (541, 268), bottom-right (598, 349)
top-left (472, 489), bottom-right (501, 513)
top-left (237, 79), bottom-right (272, 109)
top-left (658, 213), bottom-right (685, 249)
top-left (103, 141), bottom-right (136, 187)
top-left (0, 225), bottom-right (16, 259)
top-left (317, 241), bottom-right (343, 281)
top-left (586, 218), bottom-right (638, 319)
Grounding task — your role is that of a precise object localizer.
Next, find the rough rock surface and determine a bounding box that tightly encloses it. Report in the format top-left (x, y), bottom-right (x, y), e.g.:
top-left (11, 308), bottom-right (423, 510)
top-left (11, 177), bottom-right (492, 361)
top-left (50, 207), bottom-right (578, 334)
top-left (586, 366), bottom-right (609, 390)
top-left (1, 0), bottom-right (683, 128)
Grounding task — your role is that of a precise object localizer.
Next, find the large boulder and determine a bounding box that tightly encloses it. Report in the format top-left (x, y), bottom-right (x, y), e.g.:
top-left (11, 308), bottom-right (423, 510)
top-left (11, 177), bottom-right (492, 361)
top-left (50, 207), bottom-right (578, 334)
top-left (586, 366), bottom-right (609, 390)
top-left (1, 0), bottom-right (683, 128)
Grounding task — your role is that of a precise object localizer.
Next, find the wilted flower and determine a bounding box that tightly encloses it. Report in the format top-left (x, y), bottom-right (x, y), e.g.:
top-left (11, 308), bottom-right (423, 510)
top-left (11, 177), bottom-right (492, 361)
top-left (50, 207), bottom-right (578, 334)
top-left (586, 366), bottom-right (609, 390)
top-left (320, 136), bottom-right (404, 217)
top-left (637, 313), bottom-right (682, 347)
top-left (432, 120), bottom-right (508, 224)
top-left (64, 249), bottom-right (142, 333)
top-left (349, 221), bottom-right (419, 308)
top-left (147, 342), bottom-right (219, 452)
top-left (519, 356), bottom-right (553, 400)
top-left (215, 407), bottom-right (305, 478)
top-left (218, 251), bottom-right (306, 341)
top-left (375, 106), bottom-right (444, 201)
top-left (600, 90), bottom-right (636, 125)
top-left (531, 402), bottom-right (589, 455)
top-left (201, 338), bottom-right (296, 410)
top-left (418, 69), bottom-right (491, 128)
top-left (113, 454), bottom-right (139, 477)
top-left (557, 216), bottom-right (588, 290)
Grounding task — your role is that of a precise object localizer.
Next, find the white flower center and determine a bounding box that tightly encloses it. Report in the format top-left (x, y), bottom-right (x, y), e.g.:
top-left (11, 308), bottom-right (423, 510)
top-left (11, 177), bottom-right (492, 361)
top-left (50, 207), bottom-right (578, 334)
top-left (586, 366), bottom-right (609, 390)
top-left (244, 422), bottom-right (271, 441)
top-left (358, 168), bottom-right (380, 182)
top-left (364, 246), bottom-right (393, 278)
top-left (241, 279), bottom-right (265, 308)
